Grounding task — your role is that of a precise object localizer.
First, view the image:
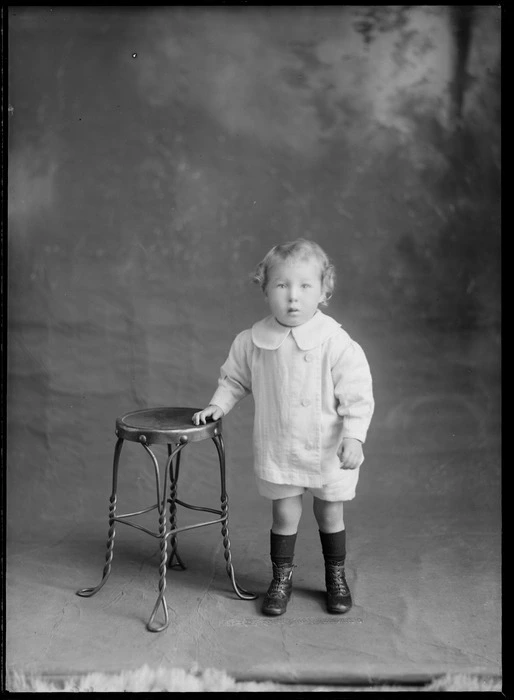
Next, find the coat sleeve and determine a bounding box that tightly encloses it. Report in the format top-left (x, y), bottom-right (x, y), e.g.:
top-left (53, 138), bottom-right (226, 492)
top-left (209, 331), bottom-right (253, 415)
top-left (330, 334), bottom-right (374, 443)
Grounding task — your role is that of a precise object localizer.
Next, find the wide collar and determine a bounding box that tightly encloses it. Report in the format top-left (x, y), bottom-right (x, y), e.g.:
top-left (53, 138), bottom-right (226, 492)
top-left (251, 310), bottom-right (341, 351)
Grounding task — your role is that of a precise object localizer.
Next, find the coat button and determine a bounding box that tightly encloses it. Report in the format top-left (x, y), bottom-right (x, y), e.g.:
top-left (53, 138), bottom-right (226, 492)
top-left (305, 441), bottom-right (313, 450)
top-left (304, 353), bottom-right (313, 362)
top-left (301, 398), bottom-right (311, 407)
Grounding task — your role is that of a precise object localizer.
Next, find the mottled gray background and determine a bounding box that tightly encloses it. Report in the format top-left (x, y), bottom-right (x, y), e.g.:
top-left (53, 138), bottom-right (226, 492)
top-left (7, 6), bottom-right (500, 542)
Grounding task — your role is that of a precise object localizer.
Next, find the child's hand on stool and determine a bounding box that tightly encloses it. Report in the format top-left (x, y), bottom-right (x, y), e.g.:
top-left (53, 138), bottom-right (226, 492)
top-left (193, 405), bottom-right (224, 425)
top-left (338, 437), bottom-right (364, 470)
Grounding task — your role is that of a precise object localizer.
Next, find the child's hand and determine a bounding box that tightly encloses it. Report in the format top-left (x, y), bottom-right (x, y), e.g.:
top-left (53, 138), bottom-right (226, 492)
top-left (339, 438), bottom-right (364, 470)
top-left (192, 405), bottom-right (224, 425)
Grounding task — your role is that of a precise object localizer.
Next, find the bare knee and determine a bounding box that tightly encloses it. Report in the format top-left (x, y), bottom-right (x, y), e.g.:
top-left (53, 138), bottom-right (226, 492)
top-left (313, 497), bottom-right (344, 533)
top-left (272, 495), bottom-right (303, 535)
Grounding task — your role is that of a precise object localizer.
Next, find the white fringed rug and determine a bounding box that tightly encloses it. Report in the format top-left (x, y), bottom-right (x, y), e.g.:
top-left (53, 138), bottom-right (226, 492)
top-left (5, 666), bottom-right (502, 692)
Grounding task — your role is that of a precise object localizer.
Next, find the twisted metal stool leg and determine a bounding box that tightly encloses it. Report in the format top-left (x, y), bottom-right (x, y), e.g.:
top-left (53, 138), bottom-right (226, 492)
top-left (212, 434), bottom-right (257, 601)
top-left (167, 444), bottom-right (186, 571)
top-left (141, 441), bottom-right (171, 633)
top-left (76, 437), bottom-right (124, 598)
top-left (146, 509), bottom-right (169, 632)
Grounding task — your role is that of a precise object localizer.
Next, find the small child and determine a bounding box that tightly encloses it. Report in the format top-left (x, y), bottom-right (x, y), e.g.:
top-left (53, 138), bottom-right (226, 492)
top-left (193, 239), bottom-right (374, 616)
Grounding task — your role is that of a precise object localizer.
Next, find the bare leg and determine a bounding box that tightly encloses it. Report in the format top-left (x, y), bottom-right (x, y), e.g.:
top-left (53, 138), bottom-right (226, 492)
top-left (312, 496), bottom-right (344, 533)
top-left (272, 494), bottom-right (303, 535)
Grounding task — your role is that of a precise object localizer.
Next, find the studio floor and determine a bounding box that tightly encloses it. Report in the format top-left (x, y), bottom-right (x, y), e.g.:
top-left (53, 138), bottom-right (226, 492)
top-left (6, 480), bottom-right (501, 687)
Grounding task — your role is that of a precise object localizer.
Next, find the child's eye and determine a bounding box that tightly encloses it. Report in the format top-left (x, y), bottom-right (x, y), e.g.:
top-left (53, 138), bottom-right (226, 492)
top-left (277, 283), bottom-right (286, 288)
top-left (302, 283), bottom-right (311, 288)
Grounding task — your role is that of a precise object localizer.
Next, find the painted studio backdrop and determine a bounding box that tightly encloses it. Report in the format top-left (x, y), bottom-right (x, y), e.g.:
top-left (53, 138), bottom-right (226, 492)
top-left (8, 7), bottom-right (500, 552)
top-left (6, 6), bottom-right (502, 683)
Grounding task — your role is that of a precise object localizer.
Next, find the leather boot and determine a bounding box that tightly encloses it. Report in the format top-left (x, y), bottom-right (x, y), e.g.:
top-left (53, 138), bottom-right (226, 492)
top-left (325, 560), bottom-right (352, 614)
top-left (261, 562), bottom-right (294, 616)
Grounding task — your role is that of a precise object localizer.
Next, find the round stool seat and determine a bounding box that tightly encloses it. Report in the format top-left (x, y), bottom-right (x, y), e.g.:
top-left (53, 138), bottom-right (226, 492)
top-left (116, 407), bottom-right (221, 445)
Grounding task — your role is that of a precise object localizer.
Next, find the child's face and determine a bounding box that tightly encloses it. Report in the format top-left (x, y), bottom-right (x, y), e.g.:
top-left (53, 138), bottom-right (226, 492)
top-left (265, 257), bottom-right (325, 327)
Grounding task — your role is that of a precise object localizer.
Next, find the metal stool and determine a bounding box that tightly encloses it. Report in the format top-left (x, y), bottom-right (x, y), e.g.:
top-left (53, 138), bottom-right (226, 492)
top-left (76, 407), bottom-right (257, 632)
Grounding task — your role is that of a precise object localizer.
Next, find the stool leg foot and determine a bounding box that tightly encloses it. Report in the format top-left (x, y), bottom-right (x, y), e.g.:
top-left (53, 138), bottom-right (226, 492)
top-left (147, 510), bottom-right (170, 632)
top-left (77, 438), bottom-right (123, 598)
top-left (76, 494), bottom-right (117, 597)
top-left (168, 547), bottom-right (186, 570)
top-left (221, 516), bottom-right (258, 601)
top-left (212, 433), bottom-right (257, 601)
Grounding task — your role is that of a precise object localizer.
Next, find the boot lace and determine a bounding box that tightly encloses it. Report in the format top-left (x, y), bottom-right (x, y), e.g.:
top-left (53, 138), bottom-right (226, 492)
top-left (267, 578), bottom-right (289, 598)
top-left (327, 564), bottom-right (349, 595)
top-left (266, 565), bottom-right (294, 598)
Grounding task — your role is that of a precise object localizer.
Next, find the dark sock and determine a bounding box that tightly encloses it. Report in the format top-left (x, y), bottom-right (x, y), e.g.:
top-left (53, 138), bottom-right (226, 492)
top-left (270, 530), bottom-right (297, 565)
top-left (319, 529), bottom-right (346, 564)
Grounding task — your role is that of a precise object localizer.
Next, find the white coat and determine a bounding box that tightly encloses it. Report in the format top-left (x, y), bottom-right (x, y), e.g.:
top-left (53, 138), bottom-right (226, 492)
top-left (210, 310), bottom-right (374, 489)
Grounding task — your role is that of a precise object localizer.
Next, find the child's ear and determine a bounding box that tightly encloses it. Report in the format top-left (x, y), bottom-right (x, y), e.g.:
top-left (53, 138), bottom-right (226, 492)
top-left (320, 289), bottom-right (331, 305)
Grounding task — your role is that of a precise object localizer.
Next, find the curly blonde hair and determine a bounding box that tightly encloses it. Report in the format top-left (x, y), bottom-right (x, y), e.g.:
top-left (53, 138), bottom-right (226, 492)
top-left (252, 238), bottom-right (335, 305)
